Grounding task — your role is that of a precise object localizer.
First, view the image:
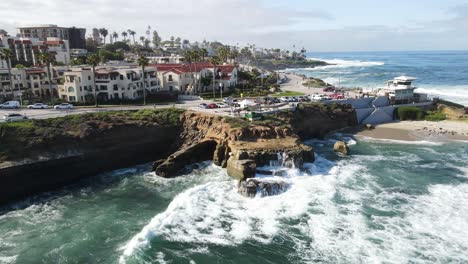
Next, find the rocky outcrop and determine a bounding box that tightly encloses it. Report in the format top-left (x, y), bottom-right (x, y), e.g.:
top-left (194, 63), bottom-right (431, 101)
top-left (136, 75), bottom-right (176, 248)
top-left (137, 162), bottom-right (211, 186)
top-left (153, 111), bottom-right (316, 178)
top-left (226, 159), bottom-right (256, 181)
top-left (153, 103), bottom-right (357, 179)
top-left (238, 179), bottom-right (289, 198)
top-left (334, 141), bottom-right (350, 156)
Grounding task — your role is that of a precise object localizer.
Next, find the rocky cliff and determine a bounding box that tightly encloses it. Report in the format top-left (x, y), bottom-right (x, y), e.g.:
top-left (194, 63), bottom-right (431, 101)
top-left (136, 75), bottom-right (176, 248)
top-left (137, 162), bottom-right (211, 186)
top-left (0, 109), bottom-right (183, 204)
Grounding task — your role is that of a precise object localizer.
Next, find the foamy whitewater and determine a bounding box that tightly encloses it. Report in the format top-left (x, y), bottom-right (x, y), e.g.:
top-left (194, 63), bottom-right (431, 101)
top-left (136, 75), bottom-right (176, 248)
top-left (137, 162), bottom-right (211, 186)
top-left (1, 136), bottom-right (467, 263)
top-left (289, 51), bottom-right (468, 106)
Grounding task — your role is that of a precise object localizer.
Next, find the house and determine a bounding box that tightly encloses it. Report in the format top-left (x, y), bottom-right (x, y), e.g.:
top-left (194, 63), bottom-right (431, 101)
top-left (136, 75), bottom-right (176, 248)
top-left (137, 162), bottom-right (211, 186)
top-left (0, 67), bottom-right (59, 100)
top-left (153, 62), bottom-right (238, 95)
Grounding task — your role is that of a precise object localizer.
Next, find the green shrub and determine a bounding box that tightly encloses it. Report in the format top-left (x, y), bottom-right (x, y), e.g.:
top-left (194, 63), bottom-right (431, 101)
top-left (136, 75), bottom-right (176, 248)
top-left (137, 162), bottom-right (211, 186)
top-left (425, 111), bottom-right (446, 121)
top-left (397, 106), bottom-right (424, 121)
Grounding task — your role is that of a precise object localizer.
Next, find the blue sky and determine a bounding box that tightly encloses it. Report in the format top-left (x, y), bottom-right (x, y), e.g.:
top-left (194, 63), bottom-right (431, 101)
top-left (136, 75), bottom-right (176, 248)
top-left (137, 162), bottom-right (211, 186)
top-left (1, 0), bottom-right (467, 51)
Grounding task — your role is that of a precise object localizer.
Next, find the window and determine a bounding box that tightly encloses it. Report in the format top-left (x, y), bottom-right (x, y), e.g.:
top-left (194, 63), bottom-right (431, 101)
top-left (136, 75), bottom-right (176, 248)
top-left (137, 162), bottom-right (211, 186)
top-left (168, 75), bottom-right (173, 81)
top-left (69, 96), bottom-right (76, 101)
top-left (120, 75), bottom-right (124, 80)
top-left (100, 85), bottom-right (107, 90)
top-left (79, 86), bottom-right (82, 91)
top-left (68, 87), bottom-right (75, 93)
top-left (113, 84), bottom-right (118, 91)
top-left (88, 76), bottom-right (91, 80)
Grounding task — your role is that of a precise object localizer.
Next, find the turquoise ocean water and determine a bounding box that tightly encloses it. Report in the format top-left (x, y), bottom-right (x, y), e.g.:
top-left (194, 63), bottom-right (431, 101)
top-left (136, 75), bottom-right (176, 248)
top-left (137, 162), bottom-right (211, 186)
top-left (1, 136), bottom-right (468, 263)
top-left (292, 51), bottom-right (468, 106)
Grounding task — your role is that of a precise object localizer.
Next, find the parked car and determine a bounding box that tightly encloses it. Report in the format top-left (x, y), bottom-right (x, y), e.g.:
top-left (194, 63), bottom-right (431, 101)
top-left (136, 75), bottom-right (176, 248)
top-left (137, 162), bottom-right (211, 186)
top-left (54, 103), bottom-right (74, 110)
top-left (3, 113), bottom-right (28, 122)
top-left (216, 102), bottom-right (228, 108)
top-left (323, 86), bottom-right (336, 92)
top-left (199, 103), bottom-right (208, 109)
top-left (280, 97), bottom-right (290, 102)
top-left (207, 103), bottom-right (218, 109)
top-left (330, 93), bottom-right (345, 100)
top-left (311, 94), bottom-right (325, 101)
top-left (0, 101), bottom-right (20, 109)
top-left (28, 103), bottom-right (49, 109)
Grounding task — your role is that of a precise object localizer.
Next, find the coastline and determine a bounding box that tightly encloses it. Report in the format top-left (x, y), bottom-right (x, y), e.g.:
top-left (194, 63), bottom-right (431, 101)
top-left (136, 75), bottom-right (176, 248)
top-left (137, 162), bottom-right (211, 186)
top-left (349, 120), bottom-right (468, 143)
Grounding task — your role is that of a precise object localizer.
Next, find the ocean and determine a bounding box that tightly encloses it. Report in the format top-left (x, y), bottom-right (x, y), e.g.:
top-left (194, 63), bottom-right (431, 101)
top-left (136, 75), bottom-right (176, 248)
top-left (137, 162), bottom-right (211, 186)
top-left (1, 136), bottom-right (468, 263)
top-left (292, 51), bottom-right (468, 106)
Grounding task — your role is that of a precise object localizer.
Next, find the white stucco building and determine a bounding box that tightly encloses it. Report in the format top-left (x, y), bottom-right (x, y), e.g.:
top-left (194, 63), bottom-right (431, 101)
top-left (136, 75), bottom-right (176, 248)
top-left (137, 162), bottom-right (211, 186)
top-left (58, 66), bottom-right (159, 102)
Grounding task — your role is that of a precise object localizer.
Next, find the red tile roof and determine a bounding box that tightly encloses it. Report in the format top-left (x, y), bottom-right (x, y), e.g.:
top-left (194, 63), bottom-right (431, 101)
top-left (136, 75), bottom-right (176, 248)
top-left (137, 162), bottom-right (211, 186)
top-left (26, 69), bottom-right (46, 74)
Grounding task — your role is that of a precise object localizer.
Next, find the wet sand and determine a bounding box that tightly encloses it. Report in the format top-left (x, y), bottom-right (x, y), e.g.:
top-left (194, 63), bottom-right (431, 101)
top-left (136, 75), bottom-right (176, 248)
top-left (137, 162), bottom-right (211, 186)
top-left (352, 121), bottom-right (468, 142)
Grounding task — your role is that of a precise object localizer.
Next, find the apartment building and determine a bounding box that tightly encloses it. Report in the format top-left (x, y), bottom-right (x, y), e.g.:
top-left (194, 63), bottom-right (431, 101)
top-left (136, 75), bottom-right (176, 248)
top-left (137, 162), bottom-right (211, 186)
top-left (0, 67), bottom-right (61, 100)
top-left (0, 33), bottom-right (71, 65)
top-left (18, 25), bottom-right (86, 49)
top-left (58, 66), bottom-right (159, 102)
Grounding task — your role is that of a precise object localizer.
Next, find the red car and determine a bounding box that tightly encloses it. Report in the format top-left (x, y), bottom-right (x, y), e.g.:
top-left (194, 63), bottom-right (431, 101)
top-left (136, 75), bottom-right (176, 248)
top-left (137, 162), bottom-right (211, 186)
top-left (330, 93), bottom-right (345, 99)
top-left (207, 103), bottom-right (218, 109)
top-left (323, 86), bottom-right (335, 92)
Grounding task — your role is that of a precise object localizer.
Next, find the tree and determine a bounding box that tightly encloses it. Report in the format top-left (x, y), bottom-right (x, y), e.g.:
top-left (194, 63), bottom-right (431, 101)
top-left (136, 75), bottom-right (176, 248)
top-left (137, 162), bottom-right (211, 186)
top-left (122, 31), bottom-right (128, 41)
top-left (216, 46), bottom-right (230, 63)
top-left (38, 51), bottom-right (56, 98)
top-left (128, 30), bottom-right (136, 44)
top-left (137, 55), bottom-right (149, 105)
top-left (139, 36), bottom-right (145, 45)
top-left (170, 36), bottom-right (175, 47)
top-left (86, 37), bottom-right (98, 52)
top-left (229, 49), bottom-right (239, 64)
top-left (87, 54), bottom-right (101, 107)
top-left (152, 30), bottom-right (161, 48)
top-left (200, 48), bottom-right (208, 61)
top-left (112, 32), bottom-right (118, 42)
top-left (99, 28), bottom-right (108, 44)
top-left (0, 48), bottom-right (14, 96)
top-left (210, 56), bottom-right (221, 99)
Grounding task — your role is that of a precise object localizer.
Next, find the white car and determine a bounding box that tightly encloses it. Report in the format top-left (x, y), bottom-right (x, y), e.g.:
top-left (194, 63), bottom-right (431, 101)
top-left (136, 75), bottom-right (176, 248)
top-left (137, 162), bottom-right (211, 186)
top-left (28, 103), bottom-right (49, 109)
top-left (0, 101), bottom-right (20, 109)
top-left (216, 102), bottom-right (228, 108)
top-left (280, 96), bottom-right (290, 102)
top-left (311, 94), bottom-right (325, 101)
top-left (3, 113), bottom-right (28, 122)
top-left (54, 103), bottom-right (74, 110)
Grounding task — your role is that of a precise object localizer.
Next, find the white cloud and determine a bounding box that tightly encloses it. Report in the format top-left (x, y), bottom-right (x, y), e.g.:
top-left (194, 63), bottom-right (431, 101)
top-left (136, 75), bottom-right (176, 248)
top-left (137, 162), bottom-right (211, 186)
top-left (0, 0), bottom-right (467, 51)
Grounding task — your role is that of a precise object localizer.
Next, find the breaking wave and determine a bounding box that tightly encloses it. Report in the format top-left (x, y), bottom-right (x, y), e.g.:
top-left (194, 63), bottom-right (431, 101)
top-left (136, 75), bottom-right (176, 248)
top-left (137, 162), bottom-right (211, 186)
top-left (119, 142), bottom-right (468, 263)
top-left (308, 58), bottom-right (385, 69)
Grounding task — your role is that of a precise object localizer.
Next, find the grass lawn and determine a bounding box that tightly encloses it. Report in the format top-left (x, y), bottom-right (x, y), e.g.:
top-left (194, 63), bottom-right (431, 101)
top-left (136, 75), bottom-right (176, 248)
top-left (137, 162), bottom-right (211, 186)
top-left (272, 90), bottom-right (305, 97)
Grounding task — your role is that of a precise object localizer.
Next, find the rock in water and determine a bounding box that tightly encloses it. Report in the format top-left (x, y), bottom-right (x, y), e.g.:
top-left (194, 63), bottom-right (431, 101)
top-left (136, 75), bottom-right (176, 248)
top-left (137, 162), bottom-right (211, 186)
top-left (227, 159), bottom-right (256, 181)
top-left (238, 179), bottom-right (289, 198)
top-left (334, 141), bottom-right (350, 156)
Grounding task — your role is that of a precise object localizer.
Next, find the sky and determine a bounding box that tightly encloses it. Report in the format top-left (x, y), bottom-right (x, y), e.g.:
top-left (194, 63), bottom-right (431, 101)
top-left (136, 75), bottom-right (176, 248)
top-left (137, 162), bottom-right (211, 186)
top-left (0, 0), bottom-right (468, 52)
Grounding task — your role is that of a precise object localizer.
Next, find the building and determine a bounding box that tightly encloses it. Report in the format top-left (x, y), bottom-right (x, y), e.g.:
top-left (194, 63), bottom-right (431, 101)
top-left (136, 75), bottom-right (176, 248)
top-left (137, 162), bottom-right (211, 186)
top-left (153, 63), bottom-right (238, 95)
top-left (18, 25), bottom-right (85, 50)
top-left (377, 76), bottom-right (427, 104)
top-left (0, 67), bottom-right (60, 101)
top-left (58, 66), bottom-right (159, 102)
top-left (0, 33), bottom-right (70, 65)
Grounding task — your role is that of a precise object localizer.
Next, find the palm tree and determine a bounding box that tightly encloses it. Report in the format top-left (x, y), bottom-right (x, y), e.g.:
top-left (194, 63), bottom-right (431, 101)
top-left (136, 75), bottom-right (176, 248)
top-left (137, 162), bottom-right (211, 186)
top-left (112, 32), bottom-right (118, 42)
top-left (122, 31), bottom-right (128, 41)
top-left (87, 54), bottom-right (101, 107)
top-left (210, 56), bottom-right (221, 99)
top-left (128, 30), bottom-right (136, 44)
top-left (139, 36), bottom-right (145, 45)
top-left (0, 48), bottom-right (14, 97)
top-left (137, 55), bottom-right (149, 105)
top-left (191, 51), bottom-right (201, 94)
top-left (99, 28), bottom-right (108, 44)
top-left (38, 51), bottom-right (56, 98)
top-left (200, 48), bottom-right (208, 61)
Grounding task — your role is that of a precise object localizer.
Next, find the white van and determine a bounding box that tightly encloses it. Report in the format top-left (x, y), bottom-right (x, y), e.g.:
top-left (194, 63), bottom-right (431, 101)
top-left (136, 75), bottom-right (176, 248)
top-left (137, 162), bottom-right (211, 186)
top-left (0, 101), bottom-right (21, 109)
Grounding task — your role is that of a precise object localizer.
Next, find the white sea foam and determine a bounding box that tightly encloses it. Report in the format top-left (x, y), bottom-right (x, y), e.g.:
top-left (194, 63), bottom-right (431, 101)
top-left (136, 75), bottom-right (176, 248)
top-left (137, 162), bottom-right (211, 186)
top-left (416, 86), bottom-right (468, 105)
top-left (308, 58), bottom-right (385, 69)
top-left (120, 148), bottom-right (468, 263)
top-left (357, 135), bottom-right (445, 146)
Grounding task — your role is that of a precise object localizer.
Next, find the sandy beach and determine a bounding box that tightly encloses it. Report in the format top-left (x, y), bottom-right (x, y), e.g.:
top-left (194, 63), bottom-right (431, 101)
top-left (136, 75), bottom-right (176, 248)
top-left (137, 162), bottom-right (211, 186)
top-left (353, 120), bottom-right (468, 142)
